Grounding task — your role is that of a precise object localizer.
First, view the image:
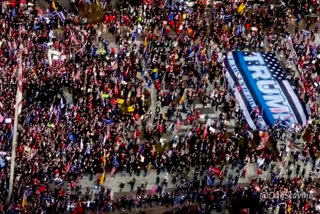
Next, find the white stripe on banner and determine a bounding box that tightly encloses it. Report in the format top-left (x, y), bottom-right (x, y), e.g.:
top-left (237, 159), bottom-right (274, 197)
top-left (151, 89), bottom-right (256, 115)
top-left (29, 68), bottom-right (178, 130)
top-left (226, 70), bottom-right (256, 129)
top-left (227, 53), bottom-right (260, 115)
top-left (272, 80), bottom-right (298, 125)
top-left (283, 80), bottom-right (307, 126)
top-left (226, 52), bottom-right (268, 129)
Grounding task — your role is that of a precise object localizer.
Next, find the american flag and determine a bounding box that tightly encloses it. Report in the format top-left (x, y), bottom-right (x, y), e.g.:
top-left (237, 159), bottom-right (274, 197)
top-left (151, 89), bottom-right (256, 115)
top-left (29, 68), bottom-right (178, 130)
top-left (57, 11), bottom-right (65, 22)
top-left (226, 51), bottom-right (307, 129)
top-left (256, 52), bottom-right (288, 81)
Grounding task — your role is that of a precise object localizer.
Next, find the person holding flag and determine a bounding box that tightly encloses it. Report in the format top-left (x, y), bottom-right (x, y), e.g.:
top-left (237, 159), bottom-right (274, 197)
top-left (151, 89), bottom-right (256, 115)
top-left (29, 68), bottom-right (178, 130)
top-left (100, 150), bottom-right (107, 186)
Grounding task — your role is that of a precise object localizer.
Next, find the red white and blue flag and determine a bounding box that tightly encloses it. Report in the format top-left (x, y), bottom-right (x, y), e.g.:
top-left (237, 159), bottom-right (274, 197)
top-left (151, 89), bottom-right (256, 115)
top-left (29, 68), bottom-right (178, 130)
top-left (225, 51), bottom-right (308, 130)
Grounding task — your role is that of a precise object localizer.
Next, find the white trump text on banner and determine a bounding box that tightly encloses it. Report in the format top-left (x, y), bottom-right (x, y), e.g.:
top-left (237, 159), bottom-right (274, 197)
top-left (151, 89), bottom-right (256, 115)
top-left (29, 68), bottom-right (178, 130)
top-left (225, 51), bottom-right (308, 130)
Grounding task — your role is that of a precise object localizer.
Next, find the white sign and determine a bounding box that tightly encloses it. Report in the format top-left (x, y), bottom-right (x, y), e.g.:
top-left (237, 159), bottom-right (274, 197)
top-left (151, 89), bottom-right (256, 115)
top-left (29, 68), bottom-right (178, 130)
top-left (4, 118), bottom-right (12, 124)
top-left (48, 49), bottom-right (61, 65)
top-left (209, 127), bottom-right (216, 133)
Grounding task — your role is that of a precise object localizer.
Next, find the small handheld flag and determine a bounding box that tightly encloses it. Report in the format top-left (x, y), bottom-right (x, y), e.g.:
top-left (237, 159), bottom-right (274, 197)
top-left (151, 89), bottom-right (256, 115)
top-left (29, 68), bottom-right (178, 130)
top-left (52, 0), bottom-right (57, 11)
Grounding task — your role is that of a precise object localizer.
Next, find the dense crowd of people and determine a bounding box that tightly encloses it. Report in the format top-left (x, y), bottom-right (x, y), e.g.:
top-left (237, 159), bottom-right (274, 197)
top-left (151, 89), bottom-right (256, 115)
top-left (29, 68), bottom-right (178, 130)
top-left (0, 0), bottom-right (320, 213)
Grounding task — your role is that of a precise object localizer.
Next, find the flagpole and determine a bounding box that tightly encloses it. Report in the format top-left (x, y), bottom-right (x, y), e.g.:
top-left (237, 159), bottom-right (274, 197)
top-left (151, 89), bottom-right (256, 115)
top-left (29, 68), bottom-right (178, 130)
top-left (8, 44), bottom-right (24, 204)
top-left (100, 149), bottom-right (106, 187)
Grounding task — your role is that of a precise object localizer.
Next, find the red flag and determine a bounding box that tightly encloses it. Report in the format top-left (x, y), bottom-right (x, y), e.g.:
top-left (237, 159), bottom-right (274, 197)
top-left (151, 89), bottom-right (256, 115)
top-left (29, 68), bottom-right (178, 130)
top-left (20, 0), bottom-right (26, 6)
top-left (75, 202), bottom-right (83, 214)
top-left (64, 162), bottom-right (71, 173)
top-left (303, 202), bottom-right (309, 211)
top-left (133, 129), bottom-right (140, 139)
top-left (53, 108), bottom-right (58, 118)
top-left (202, 126), bottom-right (208, 139)
top-left (237, 84), bottom-right (242, 92)
top-left (110, 99), bottom-right (117, 105)
top-left (110, 167), bottom-right (116, 175)
top-left (209, 166), bottom-right (221, 176)
top-left (143, 0), bottom-right (152, 4)
top-left (39, 185), bottom-right (46, 193)
top-left (158, 125), bottom-right (164, 133)
top-left (36, 7), bottom-right (44, 16)
top-left (155, 80), bottom-right (161, 90)
top-left (122, 15), bottom-right (130, 25)
top-left (195, 127), bottom-right (201, 135)
top-left (104, 15), bottom-right (109, 23)
top-left (106, 129), bottom-right (111, 140)
top-left (255, 186), bottom-right (261, 192)
top-left (261, 133), bottom-right (269, 144)
top-left (151, 185), bottom-right (158, 194)
top-left (256, 144), bottom-right (266, 151)
top-left (177, 119), bottom-right (181, 131)
top-left (287, 139), bottom-right (297, 149)
top-left (114, 84), bottom-right (119, 96)
top-left (11, 0), bottom-right (17, 7)
top-left (240, 208), bottom-right (250, 214)
top-left (254, 106), bottom-right (260, 114)
top-left (134, 113), bottom-right (140, 121)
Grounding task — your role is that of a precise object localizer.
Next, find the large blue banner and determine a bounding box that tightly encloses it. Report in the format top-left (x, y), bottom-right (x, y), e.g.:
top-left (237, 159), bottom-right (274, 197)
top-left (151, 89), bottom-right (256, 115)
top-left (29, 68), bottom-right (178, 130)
top-left (225, 51), bottom-right (308, 130)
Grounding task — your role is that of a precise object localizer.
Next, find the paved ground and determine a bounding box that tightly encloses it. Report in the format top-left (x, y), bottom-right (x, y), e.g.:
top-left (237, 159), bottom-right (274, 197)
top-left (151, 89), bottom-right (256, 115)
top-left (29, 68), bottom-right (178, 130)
top-left (78, 151), bottom-right (314, 194)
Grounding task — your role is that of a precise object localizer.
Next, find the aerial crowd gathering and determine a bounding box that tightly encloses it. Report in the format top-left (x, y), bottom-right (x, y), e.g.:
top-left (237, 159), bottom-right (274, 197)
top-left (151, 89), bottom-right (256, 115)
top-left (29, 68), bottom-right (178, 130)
top-left (0, 0), bottom-right (320, 213)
